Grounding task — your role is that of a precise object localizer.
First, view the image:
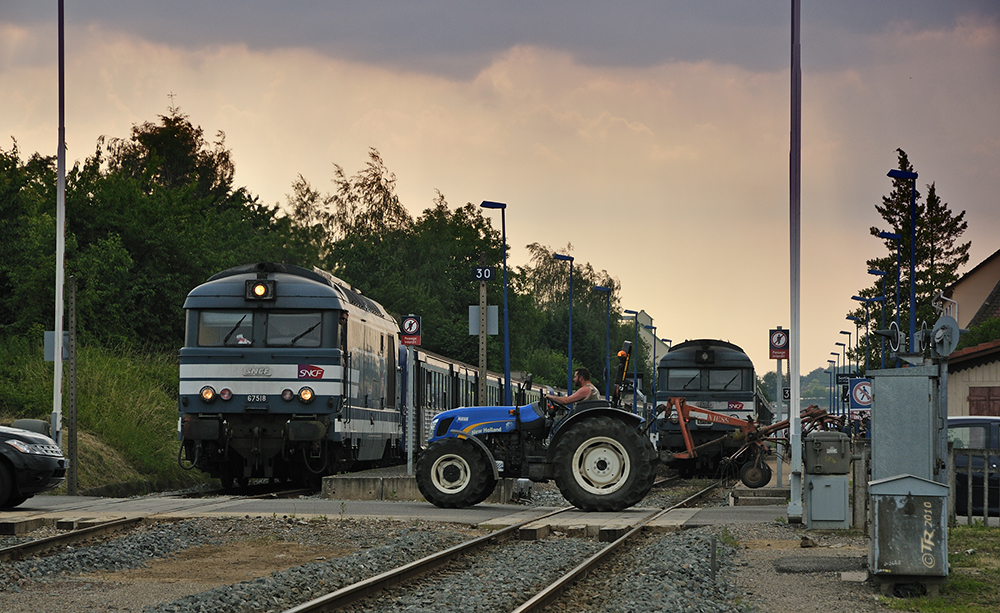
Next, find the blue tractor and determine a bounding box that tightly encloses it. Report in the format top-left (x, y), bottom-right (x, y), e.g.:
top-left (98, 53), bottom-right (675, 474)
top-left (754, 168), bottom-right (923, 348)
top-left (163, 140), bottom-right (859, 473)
top-left (416, 343), bottom-right (657, 511)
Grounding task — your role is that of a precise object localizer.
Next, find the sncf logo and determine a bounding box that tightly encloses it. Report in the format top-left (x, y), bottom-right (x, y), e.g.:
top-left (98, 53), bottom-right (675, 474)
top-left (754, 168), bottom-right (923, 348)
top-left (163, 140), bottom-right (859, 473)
top-left (298, 364), bottom-right (324, 379)
top-left (728, 401), bottom-right (745, 411)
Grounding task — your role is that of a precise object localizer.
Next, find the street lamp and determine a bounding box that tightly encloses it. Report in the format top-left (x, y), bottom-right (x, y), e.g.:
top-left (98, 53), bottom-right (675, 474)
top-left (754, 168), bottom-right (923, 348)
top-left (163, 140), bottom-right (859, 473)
top-left (593, 285), bottom-right (612, 399)
top-left (624, 309), bottom-right (639, 414)
top-left (825, 364), bottom-right (835, 412)
top-left (852, 295), bottom-right (883, 372)
top-left (839, 331), bottom-right (852, 374)
top-left (554, 253), bottom-right (574, 393)
top-left (846, 315), bottom-right (861, 376)
top-left (480, 201), bottom-right (511, 405)
top-left (878, 230), bottom-right (902, 366)
top-left (887, 168), bottom-right (918, 342)
top-left (830, 352), bottom-right (841, 413)
top-left (869, 268), bottom-right (887, 369)
top-left (644, 324), bottom-right (657, 419)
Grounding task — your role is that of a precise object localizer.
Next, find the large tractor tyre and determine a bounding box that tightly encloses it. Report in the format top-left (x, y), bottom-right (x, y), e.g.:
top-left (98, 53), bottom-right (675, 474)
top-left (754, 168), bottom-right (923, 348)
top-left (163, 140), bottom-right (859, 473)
top-left (553, 416), bottom-right (656, 512)
top-left (416, 438), bottom-right (495, 508)
top-left (739, 457), bottom-right (772, 489)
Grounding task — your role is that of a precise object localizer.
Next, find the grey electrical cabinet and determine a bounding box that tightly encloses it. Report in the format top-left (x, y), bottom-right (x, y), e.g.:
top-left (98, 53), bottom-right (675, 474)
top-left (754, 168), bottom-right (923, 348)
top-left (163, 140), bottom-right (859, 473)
top-left (869, 475), bottom-right (949, 591)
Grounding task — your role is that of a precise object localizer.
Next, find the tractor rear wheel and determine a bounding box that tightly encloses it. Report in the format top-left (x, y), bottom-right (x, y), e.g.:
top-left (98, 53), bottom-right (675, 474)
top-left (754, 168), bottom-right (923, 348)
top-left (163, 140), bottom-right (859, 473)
top-left (417, 438), bottom-right (494, 508)
top-left (553, 416), bottom-right (656, 512)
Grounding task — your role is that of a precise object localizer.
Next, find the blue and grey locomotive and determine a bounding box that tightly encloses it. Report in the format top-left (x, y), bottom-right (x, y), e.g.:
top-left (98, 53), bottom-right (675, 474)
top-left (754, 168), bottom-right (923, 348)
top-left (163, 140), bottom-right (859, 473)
top-left (177, 263), bottom-right (402, 487)
top-left (652, 339), bottom-right (759, 476)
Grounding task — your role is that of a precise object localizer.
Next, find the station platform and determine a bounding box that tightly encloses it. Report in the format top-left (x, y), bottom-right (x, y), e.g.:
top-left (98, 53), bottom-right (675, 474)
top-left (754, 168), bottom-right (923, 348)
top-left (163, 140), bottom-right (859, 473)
top-left (1, 492), bottom-right (788, 538)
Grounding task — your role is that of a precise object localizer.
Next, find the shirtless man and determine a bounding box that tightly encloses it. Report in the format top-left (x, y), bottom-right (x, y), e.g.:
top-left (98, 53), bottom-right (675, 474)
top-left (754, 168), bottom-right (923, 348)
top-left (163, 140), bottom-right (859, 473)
top-left (546, 367), bottom-right (601, 407)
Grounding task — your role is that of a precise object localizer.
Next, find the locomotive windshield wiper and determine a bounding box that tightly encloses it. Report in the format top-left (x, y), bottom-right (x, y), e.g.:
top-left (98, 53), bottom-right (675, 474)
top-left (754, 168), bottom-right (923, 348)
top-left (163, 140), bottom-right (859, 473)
top-left (683, 374), bottom-right (699, 390)
top-left (222, 314), bottom-right (248, 345)
top-left (724, 373), bottom-right (740, 390)
top-left (290, 321), bottom-right (321, 346)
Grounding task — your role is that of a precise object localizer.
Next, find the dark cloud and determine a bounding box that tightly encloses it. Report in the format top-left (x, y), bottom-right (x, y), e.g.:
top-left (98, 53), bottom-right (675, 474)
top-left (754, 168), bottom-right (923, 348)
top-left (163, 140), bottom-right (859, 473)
top-left (10, 1), bottom-right (998, 77)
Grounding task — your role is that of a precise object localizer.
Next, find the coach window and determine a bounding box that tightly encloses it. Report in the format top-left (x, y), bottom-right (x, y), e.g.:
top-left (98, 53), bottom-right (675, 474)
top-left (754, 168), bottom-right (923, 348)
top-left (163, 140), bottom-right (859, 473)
top-left (668, 368), bottom-right (701, 391)
top-left (708, 369), bottom-right (744, 391)
top-left (198, 311), bottom-right (253, 346)
top-left (266, 312), bottom-right (322, 347)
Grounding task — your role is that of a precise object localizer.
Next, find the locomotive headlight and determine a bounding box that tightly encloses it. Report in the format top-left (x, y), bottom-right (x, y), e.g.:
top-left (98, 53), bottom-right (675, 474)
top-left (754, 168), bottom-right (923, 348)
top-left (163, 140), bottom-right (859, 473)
top-left (668, 413), bottom-right (680, 424)
top-left (298, 387), bottom-right (315, 403)
top-left (219, 388), bottom-right (233, 401)
top-left (245, 279), bottom-right (276, 300)
top-left (282, 389), bottom-right (295, 401)
top-left (200, 386), bottom-right (216, 403)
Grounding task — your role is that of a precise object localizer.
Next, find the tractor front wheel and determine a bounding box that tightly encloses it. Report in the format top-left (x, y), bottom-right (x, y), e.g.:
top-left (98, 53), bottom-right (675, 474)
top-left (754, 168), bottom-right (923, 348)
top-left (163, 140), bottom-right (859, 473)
top-left (417, 438), bottom-right (495, 508)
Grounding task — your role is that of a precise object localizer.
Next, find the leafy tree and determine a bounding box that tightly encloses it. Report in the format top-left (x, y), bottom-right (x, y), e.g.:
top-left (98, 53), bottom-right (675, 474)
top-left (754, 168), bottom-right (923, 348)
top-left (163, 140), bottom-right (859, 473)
top-left (846, 148), bottom-right (970, 371)
top-left (956, 317), bottom-right (1000, 350)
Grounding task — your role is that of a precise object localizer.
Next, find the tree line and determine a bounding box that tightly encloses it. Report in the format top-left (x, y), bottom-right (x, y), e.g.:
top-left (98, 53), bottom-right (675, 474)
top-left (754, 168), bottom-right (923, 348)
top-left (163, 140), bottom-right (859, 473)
top-left (0, 109), bottom-right (648, 391)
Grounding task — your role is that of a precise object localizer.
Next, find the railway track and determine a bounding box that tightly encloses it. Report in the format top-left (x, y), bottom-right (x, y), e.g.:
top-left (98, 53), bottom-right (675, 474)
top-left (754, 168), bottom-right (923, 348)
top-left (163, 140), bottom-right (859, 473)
top-left (283, 481), bottom-right (720, 613)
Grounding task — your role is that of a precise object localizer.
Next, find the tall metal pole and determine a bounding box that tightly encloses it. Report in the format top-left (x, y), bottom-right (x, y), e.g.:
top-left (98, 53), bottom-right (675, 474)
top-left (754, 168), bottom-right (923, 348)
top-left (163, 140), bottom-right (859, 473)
top-left (624, 309), bottom-right (639, 414)
top-left (500, 208), bottom-right (511, 405)
top-left (788, 0), bottom-right (803, 522)
top-left (593, 286), bottom-right (612, 399)
top-left (51, 0), bottom-right (67, 447)
top-left (554, 254), bottom-right (574, 393)
top-left (645, 324), bottom-right (657, 420)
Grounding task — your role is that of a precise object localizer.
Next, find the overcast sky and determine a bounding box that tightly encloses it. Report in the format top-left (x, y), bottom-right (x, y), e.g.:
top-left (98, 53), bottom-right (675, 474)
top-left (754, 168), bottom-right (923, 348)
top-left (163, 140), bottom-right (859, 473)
top-left (3, 1), bottom-right (999, 376)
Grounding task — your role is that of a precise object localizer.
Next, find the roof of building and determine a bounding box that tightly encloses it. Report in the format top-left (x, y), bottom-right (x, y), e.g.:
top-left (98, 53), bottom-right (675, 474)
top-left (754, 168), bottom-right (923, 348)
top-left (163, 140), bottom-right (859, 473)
top-left (948, 338), bottom-right (1000, 374)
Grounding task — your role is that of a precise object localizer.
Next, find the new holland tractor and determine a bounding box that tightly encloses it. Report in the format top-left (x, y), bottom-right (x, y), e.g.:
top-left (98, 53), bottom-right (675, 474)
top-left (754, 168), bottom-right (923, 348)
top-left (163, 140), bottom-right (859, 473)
top-left (416, 342), bottom-right (657, 511)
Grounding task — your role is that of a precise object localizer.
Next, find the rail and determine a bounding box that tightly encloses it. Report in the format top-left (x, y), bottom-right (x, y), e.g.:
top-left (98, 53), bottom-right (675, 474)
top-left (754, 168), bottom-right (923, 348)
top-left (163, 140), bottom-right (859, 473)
top-left (0, 516), bottom-right (143, 562)
top-left (283, 480), bottom-right (719, 613)
top-left (282, 507), bottom-right (573, 613)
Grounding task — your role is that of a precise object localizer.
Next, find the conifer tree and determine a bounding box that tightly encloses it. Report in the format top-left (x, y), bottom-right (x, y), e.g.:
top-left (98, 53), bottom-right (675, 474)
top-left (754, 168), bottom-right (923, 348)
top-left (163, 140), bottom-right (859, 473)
top-left (846, 149), bottom-right (970, 370)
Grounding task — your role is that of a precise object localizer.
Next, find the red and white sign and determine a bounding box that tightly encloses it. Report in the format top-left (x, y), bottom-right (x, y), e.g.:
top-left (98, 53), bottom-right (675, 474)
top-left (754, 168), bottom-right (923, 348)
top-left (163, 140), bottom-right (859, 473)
top-left (769, 328), bottom-right (789, 360)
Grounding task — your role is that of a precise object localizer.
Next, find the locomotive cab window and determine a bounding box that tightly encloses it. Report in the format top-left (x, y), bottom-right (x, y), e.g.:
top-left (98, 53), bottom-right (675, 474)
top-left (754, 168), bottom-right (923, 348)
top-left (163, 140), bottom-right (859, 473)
top-left (708, 369), bottom-right (745, 391)
top-left (198, 311), bottom-right (253, 346)
top-left (667, 368), bottom-right (701, 391)
top-left (266, 312), bottom-right (323, 347)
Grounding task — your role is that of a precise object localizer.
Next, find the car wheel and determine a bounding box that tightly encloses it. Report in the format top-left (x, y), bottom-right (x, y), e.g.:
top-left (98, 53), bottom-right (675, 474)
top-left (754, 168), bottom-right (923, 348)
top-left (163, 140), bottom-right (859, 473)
top-left (0, 463), bottom-right (13, 508)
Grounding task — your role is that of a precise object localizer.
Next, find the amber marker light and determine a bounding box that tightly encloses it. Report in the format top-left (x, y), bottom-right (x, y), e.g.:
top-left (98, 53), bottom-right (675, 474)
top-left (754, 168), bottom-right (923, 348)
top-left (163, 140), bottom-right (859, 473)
top-left (200, 386), bottom-right (216, 403)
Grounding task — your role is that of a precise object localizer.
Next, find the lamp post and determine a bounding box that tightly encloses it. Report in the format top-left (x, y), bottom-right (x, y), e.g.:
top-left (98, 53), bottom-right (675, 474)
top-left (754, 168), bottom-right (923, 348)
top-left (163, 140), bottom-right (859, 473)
top-left (624, 309), bottom-right (639, 414)
top-left (846, 315), bottom-right (860, 359)
top-left (593, 285), bottom-right (612, 398)
top-left (480, 201), bottom-right (511, 405)
top-left (644, 324), bottom-right (657, 419)
top-left (878, 230), bottom-right (902, 366)
top-left (826, 364), bottom-right (834, 412)
top-left (839, 331), bottom-right (852, 374)
top-left (852, 295), bottom-right (883, 372)
top-left (887, 169), bottom-right (918, 342)
top-left (554, 253), bottom-right (574, 393)
top-left (831, 351), bottom-right (841, 413)
top-left (869, 269), bottom-right (887, 369)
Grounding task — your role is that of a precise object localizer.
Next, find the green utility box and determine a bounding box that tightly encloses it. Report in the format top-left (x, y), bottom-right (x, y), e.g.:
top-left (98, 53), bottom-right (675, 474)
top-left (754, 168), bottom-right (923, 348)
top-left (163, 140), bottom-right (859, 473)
top-left (804, 431), bottom-right (851, 475)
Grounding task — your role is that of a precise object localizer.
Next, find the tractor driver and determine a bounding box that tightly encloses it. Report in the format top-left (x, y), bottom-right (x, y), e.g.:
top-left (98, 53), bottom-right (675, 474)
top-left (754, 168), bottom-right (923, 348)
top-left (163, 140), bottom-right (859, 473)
top-left (546, 367), bottom-right (601, 407)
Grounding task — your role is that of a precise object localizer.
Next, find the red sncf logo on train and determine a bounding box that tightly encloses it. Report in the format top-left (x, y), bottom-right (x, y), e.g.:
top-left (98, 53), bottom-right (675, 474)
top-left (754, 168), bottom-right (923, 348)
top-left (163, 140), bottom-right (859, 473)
top-left (727, 401), bottom-right (745, 411)
top-left (298, 364), bottom-right (324, 379)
